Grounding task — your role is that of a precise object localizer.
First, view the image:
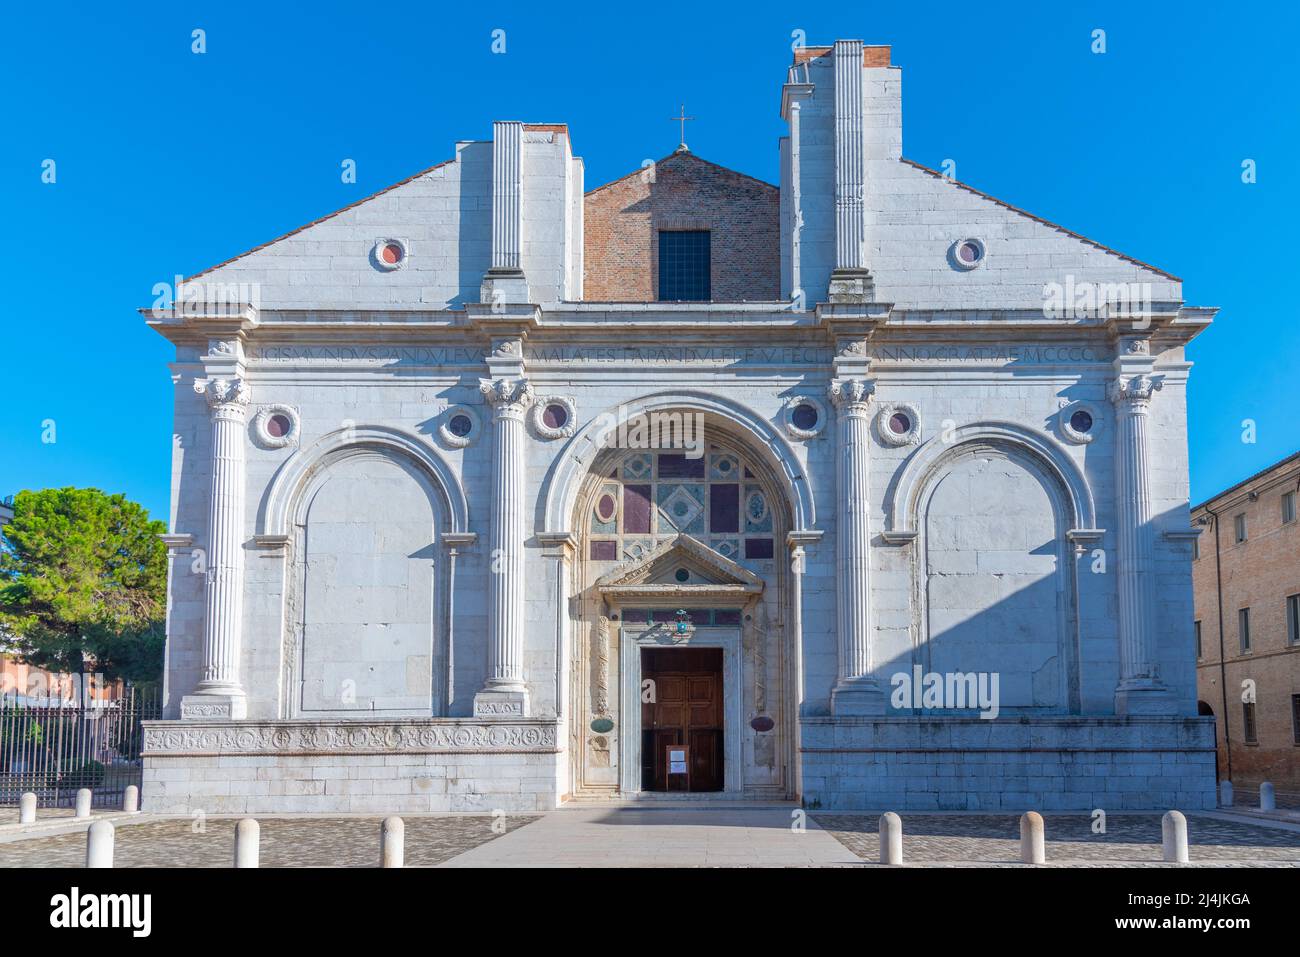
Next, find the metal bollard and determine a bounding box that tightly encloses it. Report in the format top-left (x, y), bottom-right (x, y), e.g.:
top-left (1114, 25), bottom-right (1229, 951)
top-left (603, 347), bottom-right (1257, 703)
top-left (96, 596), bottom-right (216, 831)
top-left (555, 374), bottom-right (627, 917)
top-left (74, 788), bottom-right (92, 819)
top-left (19, 792), bottom-right (37, 824)
top-left (1161, 810), bottom-right (1189, 863)
top-left (1020, 811), bottom-right (1045, 864)
top-left (1219, 779), bottom-right (1233, 808)
top-left (1259, 782), bottom-right (1276, 812)
top-left (234, 818), bottom-right (260, 868)
top-left (879, 812), bottom-right (903, 865)
top-left (381, 816), bottom-right (404, 868)
top-left (86, 820), bottom-right (115, 868)
top-left (123, 785), bottom-right (140, 813)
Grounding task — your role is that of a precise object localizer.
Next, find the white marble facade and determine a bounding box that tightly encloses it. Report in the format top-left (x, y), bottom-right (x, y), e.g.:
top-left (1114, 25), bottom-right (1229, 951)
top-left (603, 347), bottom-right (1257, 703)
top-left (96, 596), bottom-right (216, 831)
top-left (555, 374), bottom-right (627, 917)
top-left (143, 41), bottom-right (1216, 814)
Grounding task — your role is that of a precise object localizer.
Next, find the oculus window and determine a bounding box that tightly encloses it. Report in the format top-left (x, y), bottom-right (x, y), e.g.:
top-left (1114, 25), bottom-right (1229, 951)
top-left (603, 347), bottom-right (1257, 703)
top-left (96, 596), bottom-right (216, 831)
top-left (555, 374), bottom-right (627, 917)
top-left (658, 230), bottom-right (711, 301)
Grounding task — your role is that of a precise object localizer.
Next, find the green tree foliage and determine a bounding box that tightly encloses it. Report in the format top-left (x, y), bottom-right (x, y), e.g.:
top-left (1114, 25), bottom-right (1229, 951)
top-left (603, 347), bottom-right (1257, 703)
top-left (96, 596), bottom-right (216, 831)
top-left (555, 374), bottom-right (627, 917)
top-left (0, 488), bottom-right (167, 684)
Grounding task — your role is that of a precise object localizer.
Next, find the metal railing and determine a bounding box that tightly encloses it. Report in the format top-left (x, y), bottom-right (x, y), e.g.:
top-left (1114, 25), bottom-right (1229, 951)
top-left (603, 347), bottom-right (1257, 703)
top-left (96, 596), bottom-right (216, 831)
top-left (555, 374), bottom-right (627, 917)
top-left (0, 686), bottom-right (160, 808)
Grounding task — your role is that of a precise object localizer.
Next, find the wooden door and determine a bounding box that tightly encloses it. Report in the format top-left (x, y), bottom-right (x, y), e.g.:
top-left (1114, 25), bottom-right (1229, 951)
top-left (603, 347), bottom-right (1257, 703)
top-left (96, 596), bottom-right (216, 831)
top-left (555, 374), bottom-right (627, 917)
top-left (641, 648), bottom-right (724, 791)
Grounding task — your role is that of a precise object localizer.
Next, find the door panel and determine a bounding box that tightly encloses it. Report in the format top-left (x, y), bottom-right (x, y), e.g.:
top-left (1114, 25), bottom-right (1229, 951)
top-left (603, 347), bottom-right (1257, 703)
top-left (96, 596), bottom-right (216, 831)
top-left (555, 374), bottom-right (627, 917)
top-left (641, 647), bottom-right (724, 792)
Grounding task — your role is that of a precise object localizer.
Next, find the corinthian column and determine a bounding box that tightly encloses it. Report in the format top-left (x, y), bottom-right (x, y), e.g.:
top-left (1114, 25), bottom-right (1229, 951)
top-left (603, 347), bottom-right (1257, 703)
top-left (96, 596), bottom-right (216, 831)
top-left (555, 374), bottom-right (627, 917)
top-left (182, 376), bottom-right (250, 720)
top-left (827, 377), bottom-right (883, 715)
top-left (1109, 372), bottom-right (1173, 714)
top-left (474, 376), bottom-right (534, 717)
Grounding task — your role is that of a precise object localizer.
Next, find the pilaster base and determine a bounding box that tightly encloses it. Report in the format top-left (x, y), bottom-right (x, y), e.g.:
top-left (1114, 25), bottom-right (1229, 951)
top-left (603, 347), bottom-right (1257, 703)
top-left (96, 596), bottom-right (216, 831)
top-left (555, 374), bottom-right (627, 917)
top-left (1114, 682), bottom-right (1176, 716)
top-left (473, 688), bottom-right (530, 718)
top-left (480, 268), bottom-right (530, 306)
top-left (180, 692), bottom-right (246, 720)
top-left (828, 268), bottom-right (875, 304)
top-left (831, 679), bottom-right (886, 717)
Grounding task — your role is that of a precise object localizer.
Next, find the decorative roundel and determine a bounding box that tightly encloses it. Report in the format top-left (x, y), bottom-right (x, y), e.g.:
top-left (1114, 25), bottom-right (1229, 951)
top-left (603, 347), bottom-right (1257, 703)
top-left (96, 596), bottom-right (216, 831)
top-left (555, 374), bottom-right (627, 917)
top-left (951, 237), bottom-right (986, 270)
top-left (590, 717), bottom-right (615, 734)
top-left (253, 405), bottom-right (299, 448)
top-left (1060, 400), bottom-right (1101, 445)
top-left (594, 491), bottom-right (618, 524)
top-left (783, 395), bottom-right (826, 440)
top-left (750, 716), bottom-right (775, 733)
top-left (876, 402), bottom-right (922, 446)
top-left (674, 567), bottom-right (690, 583)
top-left (438, 404), bottom-right (481, 448)
top-left (530, 395), bottom-right (576, 440)
top-left (372, 238), bottom-right (408, 271)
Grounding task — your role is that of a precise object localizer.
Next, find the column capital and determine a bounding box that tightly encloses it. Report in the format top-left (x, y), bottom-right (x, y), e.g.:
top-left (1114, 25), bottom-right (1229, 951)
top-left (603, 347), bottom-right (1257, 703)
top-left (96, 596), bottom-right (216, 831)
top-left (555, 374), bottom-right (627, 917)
top-left (478, 376), bottom-right (534, 417)
top-left (828, 377), bottom-right (875, 414)
top-left (1108, 373), bottom-right (1163, 409)
top-left (196, 376), bottom-right (251, 413)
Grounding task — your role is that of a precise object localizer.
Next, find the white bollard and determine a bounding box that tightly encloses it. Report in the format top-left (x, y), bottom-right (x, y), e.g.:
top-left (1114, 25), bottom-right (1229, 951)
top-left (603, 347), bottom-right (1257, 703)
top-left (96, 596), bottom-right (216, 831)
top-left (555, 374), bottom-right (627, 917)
top-left (879, 812), bottom-right (903, 865)
top-left (123, 785), bottom-right (139, 813)
top-left (234, 818), bottom-right (260, 868)
top-left (381, 816), bottom-right (405, 868)
top-left (1219, 780), bottom-right (1233, 808)
top-left (74, 788), bottom-right (92, 819)
top-left (1259, 782), bottom-right (1276, 812)
top-left (19, 792), bottom-right (37, 824)
top-left (86, 820), bottom-right (114, 868)
top-left (1162, 810), bottom-right (1189, 863)
top-left (1020, 811), bottom-right (1045, 865)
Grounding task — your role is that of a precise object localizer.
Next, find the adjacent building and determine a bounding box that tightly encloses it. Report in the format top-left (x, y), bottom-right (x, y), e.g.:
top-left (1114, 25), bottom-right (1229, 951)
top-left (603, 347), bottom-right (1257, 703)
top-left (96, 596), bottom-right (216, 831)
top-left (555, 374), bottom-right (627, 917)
top-left (1193, 451), bottom-right (1300, 804)
top-left (141, 40), bottom-right (1217, 814)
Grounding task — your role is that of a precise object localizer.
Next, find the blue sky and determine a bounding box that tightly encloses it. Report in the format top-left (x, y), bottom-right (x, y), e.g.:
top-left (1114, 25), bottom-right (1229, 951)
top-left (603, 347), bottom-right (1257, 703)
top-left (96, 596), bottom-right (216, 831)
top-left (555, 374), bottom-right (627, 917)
top-left (2, 1), bottom-right (1295, 521)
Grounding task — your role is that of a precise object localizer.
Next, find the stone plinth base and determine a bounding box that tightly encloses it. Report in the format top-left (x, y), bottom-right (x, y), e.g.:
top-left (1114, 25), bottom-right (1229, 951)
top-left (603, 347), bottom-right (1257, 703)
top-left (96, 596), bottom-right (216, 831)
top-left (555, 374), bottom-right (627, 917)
top-left (141, 717), bottom-right (562, 814)
top-left (799, 715), bottom-right (1216, 811)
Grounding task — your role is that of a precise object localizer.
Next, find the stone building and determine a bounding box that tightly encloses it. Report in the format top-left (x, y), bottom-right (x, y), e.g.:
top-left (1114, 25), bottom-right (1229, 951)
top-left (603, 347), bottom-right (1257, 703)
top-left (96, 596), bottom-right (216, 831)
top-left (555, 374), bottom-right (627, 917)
top-left (1193, 451), bottom-right (1300, 804)
top-left (142, 40), bottom-right (1217, 813)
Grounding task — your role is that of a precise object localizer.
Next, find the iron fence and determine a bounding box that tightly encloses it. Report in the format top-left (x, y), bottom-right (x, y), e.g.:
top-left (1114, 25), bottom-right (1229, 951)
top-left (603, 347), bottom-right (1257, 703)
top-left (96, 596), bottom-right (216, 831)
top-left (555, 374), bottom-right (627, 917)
top-left (0, 686), bottom-right (160, 808)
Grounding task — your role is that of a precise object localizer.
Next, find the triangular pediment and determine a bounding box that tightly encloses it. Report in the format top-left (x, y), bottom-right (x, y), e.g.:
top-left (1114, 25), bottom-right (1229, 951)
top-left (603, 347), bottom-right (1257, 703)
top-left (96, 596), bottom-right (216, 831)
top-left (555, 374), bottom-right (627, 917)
top-left (595, 534), bottom-right (764, 599)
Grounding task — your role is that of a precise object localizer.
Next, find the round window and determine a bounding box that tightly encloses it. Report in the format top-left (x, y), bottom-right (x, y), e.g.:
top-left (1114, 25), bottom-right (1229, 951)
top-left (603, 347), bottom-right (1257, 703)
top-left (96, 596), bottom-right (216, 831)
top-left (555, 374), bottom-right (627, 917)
top-left (542, 403), bottom-right (569, 430)
top-left (674, 568), bottom-right (690, 583)
top-left (952, 237), bottom-right (986, 270)
top-left (1069, 409), bottom-right (1094, 434)
top-left (889, 412), bottom-right (912, 435)
top-left (791, 403), bottom-right (819, 432)
top-left (958, 241), bottom-right (981, 264)
top-left (380, 242), bottom-right (404, 265)
top-left (265, 413), bottom-right (293, 438)
top-left (448, 414), bottom-right (473, 438)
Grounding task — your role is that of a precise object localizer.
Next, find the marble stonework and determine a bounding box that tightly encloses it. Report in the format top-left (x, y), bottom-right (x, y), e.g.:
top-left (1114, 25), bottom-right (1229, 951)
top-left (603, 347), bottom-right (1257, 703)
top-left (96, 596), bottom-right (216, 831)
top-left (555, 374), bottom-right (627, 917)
top-left (143, 40), bottom-right (1216, 815)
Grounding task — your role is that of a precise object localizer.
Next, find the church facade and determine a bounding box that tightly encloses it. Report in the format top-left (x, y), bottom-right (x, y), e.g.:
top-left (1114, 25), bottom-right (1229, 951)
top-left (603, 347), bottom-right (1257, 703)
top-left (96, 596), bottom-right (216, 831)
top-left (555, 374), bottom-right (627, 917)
top-left (143, 41), bottom-right (1217, 813)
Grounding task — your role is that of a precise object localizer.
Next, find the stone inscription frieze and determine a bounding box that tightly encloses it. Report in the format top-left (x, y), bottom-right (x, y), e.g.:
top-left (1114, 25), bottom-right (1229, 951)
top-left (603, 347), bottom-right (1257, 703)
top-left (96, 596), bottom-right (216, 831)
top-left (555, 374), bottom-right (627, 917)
top-left (143, 720), bottom-right (560, 755)
top-left (524, 346), bottom-right (833, 365)
top-left (872, 344), bottom-right (1103, 364)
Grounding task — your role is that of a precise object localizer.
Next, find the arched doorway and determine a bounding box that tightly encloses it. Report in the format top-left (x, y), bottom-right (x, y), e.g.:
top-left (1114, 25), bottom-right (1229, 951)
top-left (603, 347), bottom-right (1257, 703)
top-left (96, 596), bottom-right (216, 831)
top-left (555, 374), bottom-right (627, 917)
top-left (562, 413), bottom-right (799, 799)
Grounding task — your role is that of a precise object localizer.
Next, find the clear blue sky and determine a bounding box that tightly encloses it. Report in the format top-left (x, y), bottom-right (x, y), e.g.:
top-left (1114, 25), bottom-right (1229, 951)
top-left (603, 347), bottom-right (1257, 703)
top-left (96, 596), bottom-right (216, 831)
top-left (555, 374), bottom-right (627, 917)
top-left (2, 1), bottom-right (1296, 521)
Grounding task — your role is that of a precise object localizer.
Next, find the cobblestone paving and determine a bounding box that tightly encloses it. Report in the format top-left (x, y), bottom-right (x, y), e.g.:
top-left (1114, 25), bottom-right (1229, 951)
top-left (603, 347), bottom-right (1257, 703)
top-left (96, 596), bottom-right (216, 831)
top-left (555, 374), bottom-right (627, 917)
top-left (0, 815), bottom-right (537, 868)
top-left (2, 807), bottom-right (77, 825)
top-left (813, 814), bottom-right (1300, 866)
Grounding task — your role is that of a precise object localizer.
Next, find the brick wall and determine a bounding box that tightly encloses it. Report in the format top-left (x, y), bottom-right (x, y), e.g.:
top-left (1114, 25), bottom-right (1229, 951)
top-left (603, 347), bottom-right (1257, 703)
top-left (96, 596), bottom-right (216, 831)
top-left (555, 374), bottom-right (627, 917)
top-left (583, 151), bottom-right (780, 302)
top-left (1193, 453), bottom-right (1300, 801)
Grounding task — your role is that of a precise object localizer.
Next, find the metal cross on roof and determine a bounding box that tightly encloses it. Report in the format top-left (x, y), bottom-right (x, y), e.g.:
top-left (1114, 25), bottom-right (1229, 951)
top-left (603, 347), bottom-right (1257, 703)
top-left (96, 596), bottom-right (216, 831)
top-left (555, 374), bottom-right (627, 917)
top-left (670, 103), bottom-right (695, 152)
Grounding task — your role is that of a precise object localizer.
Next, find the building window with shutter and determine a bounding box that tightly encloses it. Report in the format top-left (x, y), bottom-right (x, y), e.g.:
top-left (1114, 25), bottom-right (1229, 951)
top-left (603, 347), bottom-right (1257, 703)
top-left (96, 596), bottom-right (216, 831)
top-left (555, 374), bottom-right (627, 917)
top-left (657, 230), bottom-right (711, 301)
top-left (1243, 701), bottom-right (1258, 744)
top-left (1288, 594), bottom-right (1300, 646)
top-left (1283, 491), bottom-right (1297, 525)
top-left (1239, 607), bottom-right (1251, 653)
top-left (1234, 513), bottom-right (1247, 544)
top-left (1293, 695), bottom-right (1300, 746)
top-left (1194, 620), bottom-right (1203, 659)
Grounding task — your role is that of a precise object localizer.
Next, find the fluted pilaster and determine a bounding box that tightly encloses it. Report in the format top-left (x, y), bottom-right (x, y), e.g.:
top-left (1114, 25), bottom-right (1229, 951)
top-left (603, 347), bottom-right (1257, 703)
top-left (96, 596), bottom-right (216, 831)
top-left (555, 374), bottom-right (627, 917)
top-left (1110, 373), bottom-right (1173, 714)
top-left (475, 376), bottom-right (533, 717)
top-left (183, 376), bottom-right (250, 720)
top-left (828, 377), bottom-right (883, 715)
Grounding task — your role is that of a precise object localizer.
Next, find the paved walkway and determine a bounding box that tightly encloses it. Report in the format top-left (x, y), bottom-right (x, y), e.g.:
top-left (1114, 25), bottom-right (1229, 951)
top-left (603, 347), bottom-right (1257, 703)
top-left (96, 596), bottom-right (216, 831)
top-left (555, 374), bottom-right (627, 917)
top-left (439, 804), bottom-right (859, 867)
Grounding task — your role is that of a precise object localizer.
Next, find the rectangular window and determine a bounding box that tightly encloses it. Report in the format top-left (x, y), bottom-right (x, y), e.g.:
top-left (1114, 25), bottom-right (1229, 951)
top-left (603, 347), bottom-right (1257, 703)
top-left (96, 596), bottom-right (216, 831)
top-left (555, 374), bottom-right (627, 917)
top-left (1284, 491), bottom-right (1297, 525)
top-left (657, 230), bottom-right (711, 301)
top-left (1194, 620), bottom-right (1203, 659)
top-left (1234, 513), bottom-right (1247, 543)
top-left (1239, 607), bottom-right (1251, 653)
top-left (1192, 534), bottom-right (1200, 561)
top-left (1243, 702), bottom-right (1258, 744)
top-left (1293, 694), bottom-right (1300, 746)
top-left (1288, 594), bottom-right (1300, 646)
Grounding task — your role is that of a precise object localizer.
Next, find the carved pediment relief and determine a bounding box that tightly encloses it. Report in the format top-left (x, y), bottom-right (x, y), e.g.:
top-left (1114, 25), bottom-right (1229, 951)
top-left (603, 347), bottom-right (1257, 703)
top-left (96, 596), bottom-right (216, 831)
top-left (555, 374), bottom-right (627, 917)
top-left (594, 533), bottom-right (764, 601)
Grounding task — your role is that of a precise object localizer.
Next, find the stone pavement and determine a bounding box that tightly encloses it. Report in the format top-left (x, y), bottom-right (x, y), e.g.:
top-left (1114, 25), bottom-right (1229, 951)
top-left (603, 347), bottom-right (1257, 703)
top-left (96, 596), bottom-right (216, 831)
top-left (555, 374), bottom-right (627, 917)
top-left (813, 813), bottom-right (1300, 866)
top-left (439, 804), bottom-right (859, 867)
top-left (0, 814), bottom-right (534, 868)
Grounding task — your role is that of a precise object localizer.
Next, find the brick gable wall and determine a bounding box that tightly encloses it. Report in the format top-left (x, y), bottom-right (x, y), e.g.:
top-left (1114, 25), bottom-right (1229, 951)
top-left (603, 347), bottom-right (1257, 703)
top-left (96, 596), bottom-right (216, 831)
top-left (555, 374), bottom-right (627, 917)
top-left (583, 152), bottom-right (780, 302)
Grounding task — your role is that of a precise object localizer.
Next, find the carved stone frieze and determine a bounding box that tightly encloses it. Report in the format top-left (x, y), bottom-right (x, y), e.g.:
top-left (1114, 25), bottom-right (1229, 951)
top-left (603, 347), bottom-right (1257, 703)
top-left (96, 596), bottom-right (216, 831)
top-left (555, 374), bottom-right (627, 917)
top-left (143, 719), bottom-right (560, 756)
